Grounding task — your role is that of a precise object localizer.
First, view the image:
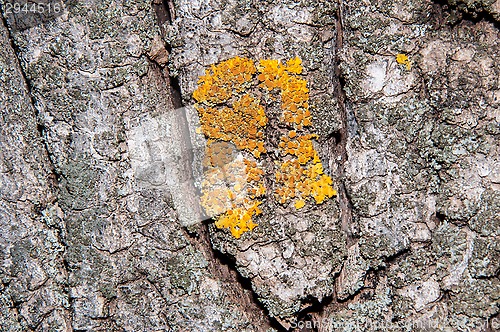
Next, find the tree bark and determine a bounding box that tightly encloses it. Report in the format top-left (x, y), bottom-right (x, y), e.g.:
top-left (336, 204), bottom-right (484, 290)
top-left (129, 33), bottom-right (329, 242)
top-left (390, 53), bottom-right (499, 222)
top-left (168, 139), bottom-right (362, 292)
top-left (0, 0), bottom-right (499, 331)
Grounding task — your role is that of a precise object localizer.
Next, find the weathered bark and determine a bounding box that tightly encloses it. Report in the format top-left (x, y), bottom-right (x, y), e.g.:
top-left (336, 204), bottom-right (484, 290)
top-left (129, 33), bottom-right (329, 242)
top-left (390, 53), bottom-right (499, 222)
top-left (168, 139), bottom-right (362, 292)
top-left (0, 0), bottom-right (498, 331)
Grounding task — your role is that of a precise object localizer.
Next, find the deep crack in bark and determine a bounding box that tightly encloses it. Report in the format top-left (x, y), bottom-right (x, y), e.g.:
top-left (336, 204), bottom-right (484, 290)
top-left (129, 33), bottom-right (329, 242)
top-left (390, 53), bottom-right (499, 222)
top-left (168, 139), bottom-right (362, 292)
top-left (432, 0), bottom-right (500, 29)
top-left (151, 1), bottom-right (282, 330)
top-left (285, 4), bottom-right (359, 330)
top-left (333, 4), bottom-right (355, 247)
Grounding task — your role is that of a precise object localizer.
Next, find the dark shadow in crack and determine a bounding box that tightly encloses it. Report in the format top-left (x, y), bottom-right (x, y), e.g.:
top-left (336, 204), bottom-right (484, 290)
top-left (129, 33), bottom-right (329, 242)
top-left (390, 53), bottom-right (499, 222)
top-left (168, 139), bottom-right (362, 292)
top-left (431, 0), bottom-right (500, 29)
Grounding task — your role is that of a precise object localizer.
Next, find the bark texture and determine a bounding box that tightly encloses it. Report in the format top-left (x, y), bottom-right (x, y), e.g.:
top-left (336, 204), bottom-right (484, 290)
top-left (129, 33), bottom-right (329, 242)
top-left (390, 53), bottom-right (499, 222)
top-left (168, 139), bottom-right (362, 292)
top-left (0, 0), bottom-right (499, 331)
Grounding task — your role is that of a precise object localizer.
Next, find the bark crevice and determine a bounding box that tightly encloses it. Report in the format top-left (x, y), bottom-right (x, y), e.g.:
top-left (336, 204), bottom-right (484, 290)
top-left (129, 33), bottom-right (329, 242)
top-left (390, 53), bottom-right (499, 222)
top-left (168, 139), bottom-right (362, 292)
top-left (333, 4), bottom-right (355, 246)
top-left (432, 0), bottom-right (500, 29)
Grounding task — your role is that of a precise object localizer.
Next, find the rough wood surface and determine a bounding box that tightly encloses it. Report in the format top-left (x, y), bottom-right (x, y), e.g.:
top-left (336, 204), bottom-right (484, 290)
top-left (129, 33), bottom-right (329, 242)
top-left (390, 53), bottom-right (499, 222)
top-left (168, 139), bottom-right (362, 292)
top-left (0, 0), bottom-right (498, 330)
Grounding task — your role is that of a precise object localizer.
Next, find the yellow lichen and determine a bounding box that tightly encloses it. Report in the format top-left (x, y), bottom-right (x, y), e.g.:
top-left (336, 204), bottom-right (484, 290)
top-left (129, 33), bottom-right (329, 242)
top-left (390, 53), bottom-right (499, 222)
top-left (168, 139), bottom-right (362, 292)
top-left (257, 57), bottom-right (312, 129)
top-left (396, 53), bottom-right (411, 71)
top-left (199, 156), bottom-right (266, 239)
top-left (193, 56), bottom-right (256, 104)
top-left (193, 56), bottom-right (336, 238)
top-left (257, 57), bottom-right (336, 209)
top-left (294, 199), bottom-right (305, 209)
top-left (214, 203), bottom-right (260, 239)
top-left (196, 94), bottom-right (267, 157)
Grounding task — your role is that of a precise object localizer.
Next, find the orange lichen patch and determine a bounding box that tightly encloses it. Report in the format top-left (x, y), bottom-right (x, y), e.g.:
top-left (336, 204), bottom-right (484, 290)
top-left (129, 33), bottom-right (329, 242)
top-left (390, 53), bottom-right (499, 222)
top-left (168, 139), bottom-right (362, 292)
top-left (275, 155), bottom-right (336, 207)
top-left (193, 56), bottom-right (269, 239)
top-left (215, 203), bottom-right (261, 239)
top-left (279, 134), bottom-right (319, 164)
top-left (274, 145), bottom-right (337, 208)
top-left (257, 57), bottom-right (303, 86)
top-left (196, 94), bottom-right (267, 157)
top-left (294, 199), bottom-right (306, 209)
top-left (194, 56), bottom-right (336, 238)
top-left (244, 159), bottom-right (264, 183)
top-left (257, 57), bottom-right (312, 129)
top-left (310, 174), bottom-right (336, 204)
top-left (257, 59), bottom-right (285, 86)
top-left (200, 156), bottom-right (266, 238)
top-left (281, 76), bottom-right (309, 110)
top-left (285, 57), bottom-right (303, 74)
top-left (258, 57), bottom-right (336, 208)
top-left (193, 56), bottom-right (256, 104)
top-left (200, 186), bottom-right (231, 216)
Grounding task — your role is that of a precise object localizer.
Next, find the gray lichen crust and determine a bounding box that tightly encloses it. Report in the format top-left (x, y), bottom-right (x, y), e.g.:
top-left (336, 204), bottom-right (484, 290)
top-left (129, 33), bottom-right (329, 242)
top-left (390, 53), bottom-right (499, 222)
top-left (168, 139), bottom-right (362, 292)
top-left (0, 19), bottom-right (69, 331)
top-left (327, 0), bottom-right (499, 329)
